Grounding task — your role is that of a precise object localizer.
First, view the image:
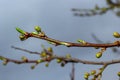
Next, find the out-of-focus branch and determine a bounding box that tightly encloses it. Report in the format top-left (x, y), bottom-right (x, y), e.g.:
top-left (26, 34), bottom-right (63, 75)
top-left (70, 63), bottom-right (75, 80)
top-left (11, 46), bottom-right (40, 55)
top-left (72, 0), bottom-right (120, 17)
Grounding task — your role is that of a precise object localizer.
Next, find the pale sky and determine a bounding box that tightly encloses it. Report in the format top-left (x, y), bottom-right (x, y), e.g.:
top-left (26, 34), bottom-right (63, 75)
top-left (0, 0), bottom-right (120, 80)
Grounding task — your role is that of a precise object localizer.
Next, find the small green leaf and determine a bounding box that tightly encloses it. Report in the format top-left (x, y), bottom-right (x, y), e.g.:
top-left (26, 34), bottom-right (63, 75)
top-left (16, 27), bottom-right (26, 35)
top-left (32, 31), bottom-right (38, 35)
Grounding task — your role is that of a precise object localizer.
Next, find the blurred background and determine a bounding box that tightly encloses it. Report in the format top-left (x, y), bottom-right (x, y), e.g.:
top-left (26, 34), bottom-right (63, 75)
top-left (0, 0), bottom-right (120, 80)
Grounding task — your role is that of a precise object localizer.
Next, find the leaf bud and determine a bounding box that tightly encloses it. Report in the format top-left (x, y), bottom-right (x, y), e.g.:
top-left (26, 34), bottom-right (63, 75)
top-left (47, 47), bottom-right (53, 53)
top-left (117, 72), bottom-right (120, 77)
top-left (45, 63), bottom-right (49, 67)
top-left (40, 51), bottom-right (47, 58)
top-left (19, 35), bottom-right (26, 41)
top-left (61, 61), bottom-right (66, 67)
top-left (96, 52), bottom-right (102, 58)
top-left (56, 59), bottom-right (62, 63)
top-left (84, 75), bottom-right (89, 79)
top-left (84, 72), bottom-right (90, 79)
top-left (84, 72), bottom-right (90, 76)
top-left (21, 56), bottom-right (28, 62)
top-left (77, 39), bottom-right (87, 45)
top-left (31, 65), bottom-right (35, 69)
top-left (113, 32), bottom-right (120, 38)
top-left (34, 26), bottom-right (41, 33)
top-left (36, 59), bottom-right (43, 64)
top-left (90, 70), bottom-right (96, 75)
top-left (66, 54), bottom-right (71, 59)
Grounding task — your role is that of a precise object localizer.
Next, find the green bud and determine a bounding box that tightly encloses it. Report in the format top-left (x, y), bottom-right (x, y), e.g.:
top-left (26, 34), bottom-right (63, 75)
top-left (36, 59), bottom-right (43, 64)
top-left (84, 72), bottom-right (90, 79)
top-left (19, 35), bottom-right (26, 41)
top-left (84, 72), bottom-right (90, 76)
top-left (45, 63), bottom-right (49, 67)
top-left (117, 72), bottom-right (120, 77)
top-left (47, 47), bottom-right (53, 53)
top-left (34, 26), bottom-right (41, 32)
top-left (77, 39), bottom-right (86, 45)
top-left (31, 65), bottom-right (35, 69)
top-left (84, 75), bottom-right (89, 79)
top-left (40, 51), bottom-right (47, 57)
top-left (56, 59), bottom-right (62, 63)
top-left (21, 56), bottom-right (28, 62)
top-left (66, 54), bottom-right (71, 59)
top-left (96, 52), bottom-right (102, 58)
top-left (61, 63), bottom-right (65, 67)
top-left (16, 27), bottom-right (26, 35)
top-left (90, 70), bottom-right (96, 75)
top-left (113, 32), bottom-right (120, 38)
